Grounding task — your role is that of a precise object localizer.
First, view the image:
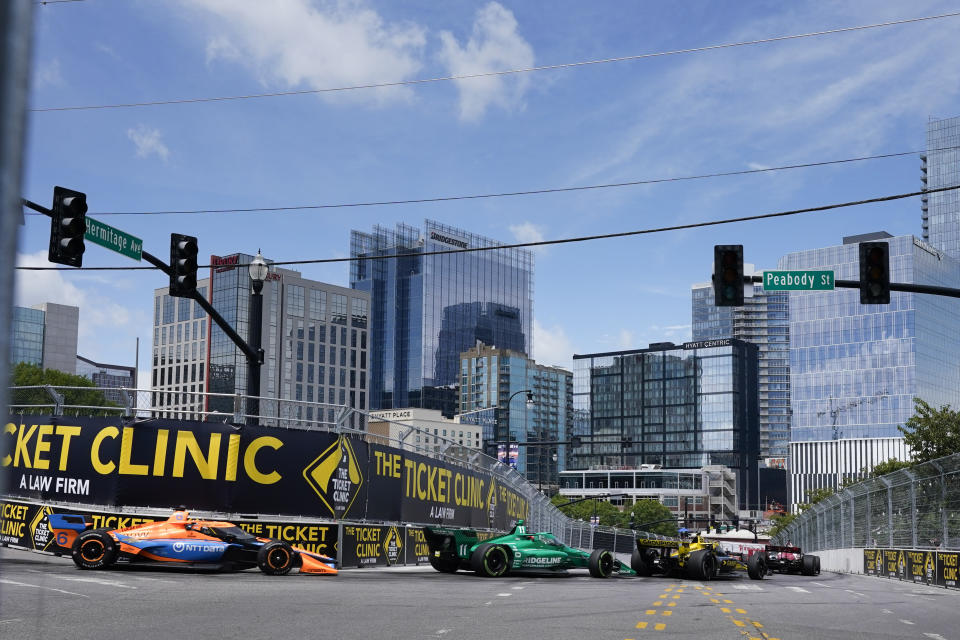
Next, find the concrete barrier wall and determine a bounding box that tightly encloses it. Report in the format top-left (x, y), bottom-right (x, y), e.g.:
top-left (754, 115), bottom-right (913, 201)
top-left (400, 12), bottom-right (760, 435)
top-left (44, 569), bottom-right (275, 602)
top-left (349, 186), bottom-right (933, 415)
top-left (816, 548), bottom-right (866, 574)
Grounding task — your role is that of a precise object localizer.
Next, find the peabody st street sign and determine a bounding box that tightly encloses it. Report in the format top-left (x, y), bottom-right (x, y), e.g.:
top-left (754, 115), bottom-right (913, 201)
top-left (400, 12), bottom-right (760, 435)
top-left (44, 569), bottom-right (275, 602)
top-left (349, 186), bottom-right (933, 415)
top-left (763, 270), bottom-right (834, 291)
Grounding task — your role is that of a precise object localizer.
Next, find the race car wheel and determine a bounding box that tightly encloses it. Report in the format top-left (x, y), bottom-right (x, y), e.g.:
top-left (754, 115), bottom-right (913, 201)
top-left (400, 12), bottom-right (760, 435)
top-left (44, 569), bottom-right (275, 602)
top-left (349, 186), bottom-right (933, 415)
top-left (428, 555), bottom-right (459, 574)
top-left (257, 541), bottom-right (296, 576)
top-left (686, 549), bottom-right (716, 581)
top-left (747, 552), bottom-right (767, 580)
top-left (588, 549), bottom-right (615, 578)
top-left (471, 544), bottom-right (510, 577)
top-left (72, 529), bottom-right (117, 570)
top-left (631, 548), bottom-right (657, 577)
top-left (814, 555), bottom-right (821, 575)
top-left (801, 554), bottom-right (819, 576)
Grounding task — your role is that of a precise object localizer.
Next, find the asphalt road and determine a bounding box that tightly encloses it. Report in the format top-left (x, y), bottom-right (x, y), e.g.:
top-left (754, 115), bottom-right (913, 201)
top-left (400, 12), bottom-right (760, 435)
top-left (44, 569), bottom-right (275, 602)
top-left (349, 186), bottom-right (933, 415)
top-left (1, 547), bottom-right (957, 640)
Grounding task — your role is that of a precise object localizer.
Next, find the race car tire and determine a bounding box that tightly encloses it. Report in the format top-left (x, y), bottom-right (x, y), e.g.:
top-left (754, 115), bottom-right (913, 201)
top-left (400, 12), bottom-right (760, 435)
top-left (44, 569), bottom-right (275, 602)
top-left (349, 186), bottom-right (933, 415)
top-left (814, 555), bottom-right (821, 575)
top-left (631, 548), bottom-right (657, 577)
top-left (471, 544), bottom-right (510, 577)
top-left (588, 549), bottom-right (615, 578)
top-left (801, 554), bottom-right (819, 576)
top-left (428, 555), bottom-right (459, 574)
top-left (257, 541), bottom-right (296, 576)
top-left (72, 529), bottom-right (117, 570)
top-left (686, 549), bottom-right (717, 581)
top-left (747, 552), bottom-right (767, 580)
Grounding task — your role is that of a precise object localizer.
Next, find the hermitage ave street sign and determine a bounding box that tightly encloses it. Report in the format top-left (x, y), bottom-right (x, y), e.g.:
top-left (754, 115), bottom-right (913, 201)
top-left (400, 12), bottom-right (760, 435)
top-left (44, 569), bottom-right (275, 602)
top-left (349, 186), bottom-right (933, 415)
top-left (85, 216), bottom-right (142, 261)
top-left (763, 270), bottom-right (835, 291)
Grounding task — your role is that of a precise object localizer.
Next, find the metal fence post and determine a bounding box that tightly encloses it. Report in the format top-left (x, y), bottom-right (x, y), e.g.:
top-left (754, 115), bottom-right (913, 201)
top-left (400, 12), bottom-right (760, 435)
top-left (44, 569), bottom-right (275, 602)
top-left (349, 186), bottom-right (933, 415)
top-left (887, 482), bottom-right (894, 548)
top-left (44, 385), bottom-right (64, 417)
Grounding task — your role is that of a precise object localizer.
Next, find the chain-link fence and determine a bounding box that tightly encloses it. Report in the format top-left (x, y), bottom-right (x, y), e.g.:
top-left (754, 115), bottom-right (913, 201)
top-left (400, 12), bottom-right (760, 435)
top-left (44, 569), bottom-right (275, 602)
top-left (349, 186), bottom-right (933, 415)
top-left (6, 386), bottom-right (653, 553)
top-left (774, 453), bottom-right (960, 551)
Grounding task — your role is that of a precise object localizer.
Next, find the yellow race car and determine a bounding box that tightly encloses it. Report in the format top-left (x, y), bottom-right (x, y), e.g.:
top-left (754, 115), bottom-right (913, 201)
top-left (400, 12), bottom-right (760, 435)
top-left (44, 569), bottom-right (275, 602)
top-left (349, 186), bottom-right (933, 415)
top-left (632, 534), bottom-right (767, 580)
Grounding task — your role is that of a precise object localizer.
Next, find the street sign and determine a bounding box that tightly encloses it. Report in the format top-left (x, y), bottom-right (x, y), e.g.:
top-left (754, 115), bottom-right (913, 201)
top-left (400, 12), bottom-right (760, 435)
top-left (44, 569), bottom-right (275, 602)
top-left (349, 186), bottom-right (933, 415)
top-left (84, 216), bottom-right (142, 261)
top-left (763, 270), bottom-right (834, 291)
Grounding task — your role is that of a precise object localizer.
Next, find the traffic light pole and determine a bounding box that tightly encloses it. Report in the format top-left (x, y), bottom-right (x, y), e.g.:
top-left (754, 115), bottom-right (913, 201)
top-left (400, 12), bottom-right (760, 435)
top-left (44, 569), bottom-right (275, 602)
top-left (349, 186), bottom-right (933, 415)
top-left (141, 250), bottom-right (262, 365)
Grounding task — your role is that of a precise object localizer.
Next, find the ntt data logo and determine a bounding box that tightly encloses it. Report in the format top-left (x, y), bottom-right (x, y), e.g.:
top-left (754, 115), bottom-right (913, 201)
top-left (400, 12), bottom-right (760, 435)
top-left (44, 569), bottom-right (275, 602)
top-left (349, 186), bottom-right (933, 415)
top-left (172, 542), bottom-right (223, 554)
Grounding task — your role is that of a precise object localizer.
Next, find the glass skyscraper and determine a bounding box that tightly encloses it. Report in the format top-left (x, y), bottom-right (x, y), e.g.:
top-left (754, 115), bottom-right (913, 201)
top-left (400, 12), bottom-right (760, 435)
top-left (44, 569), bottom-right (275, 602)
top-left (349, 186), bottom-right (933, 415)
top-left (922, 115), bottom-right (960, 258)
top-left (572, 340), bottom-right (760, 508)
top-left (458, 344), bottom-right (572, 488)
top-left (350, 220), bottom-right (534, 415)
top-left (692, 275), bottom-right (791, 459)
top-left (780, 233), bottom-right (960, 505)
top-left (11, 307), bottom-right (45, 366)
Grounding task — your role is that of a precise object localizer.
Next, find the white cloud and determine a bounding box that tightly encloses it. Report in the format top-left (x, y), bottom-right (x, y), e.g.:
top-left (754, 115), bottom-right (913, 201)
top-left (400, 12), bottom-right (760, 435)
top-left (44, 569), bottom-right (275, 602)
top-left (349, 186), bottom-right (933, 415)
top-left (509, 221), bottom-right (547, 255)
top-left (533, 319), bottom-right (573, 369)
top-left (15, 252), bottom-right (139, 359)
top-left (35, 58), bottom-right (63, 88)
top-left (184, 0), bottom-right (426, 105)
top-left (438, 2), bottom-right (534, 121)
top-left (127, 125), bottom-right (170, 161)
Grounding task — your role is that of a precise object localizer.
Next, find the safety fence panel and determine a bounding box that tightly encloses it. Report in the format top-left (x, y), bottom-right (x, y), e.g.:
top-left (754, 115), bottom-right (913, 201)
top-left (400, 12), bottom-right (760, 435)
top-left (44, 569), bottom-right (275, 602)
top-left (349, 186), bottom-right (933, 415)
top-left (776, 454), bottom-right (960, 553)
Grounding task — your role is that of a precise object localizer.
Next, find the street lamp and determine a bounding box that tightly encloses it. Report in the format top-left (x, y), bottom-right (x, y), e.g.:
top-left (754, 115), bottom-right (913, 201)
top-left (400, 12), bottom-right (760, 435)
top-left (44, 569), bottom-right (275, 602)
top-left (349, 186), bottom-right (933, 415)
top-left (245, 250), bottom-right (268, 426)
top-left (495, 389), bottom-right (533, 465)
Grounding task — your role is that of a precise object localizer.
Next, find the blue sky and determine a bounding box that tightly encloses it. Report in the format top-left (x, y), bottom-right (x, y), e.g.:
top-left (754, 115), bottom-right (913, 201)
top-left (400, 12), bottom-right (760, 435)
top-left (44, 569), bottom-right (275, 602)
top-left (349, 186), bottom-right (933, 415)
top-left (16, 0), bottom-right (960, 386)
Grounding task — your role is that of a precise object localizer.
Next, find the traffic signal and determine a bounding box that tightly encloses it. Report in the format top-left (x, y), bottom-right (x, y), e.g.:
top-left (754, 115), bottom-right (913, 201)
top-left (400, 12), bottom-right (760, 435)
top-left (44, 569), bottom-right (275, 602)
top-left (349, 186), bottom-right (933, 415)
top-left (713, 245), bottom-right (744, 306)
top-left (48, 186), bottom-right (87, 267)
top-left (622, 437), bottom-right (632, 450)
top-left (169, 233), bottom-right (199, 298)
top-left (859, 241), bottom-right (890, 304)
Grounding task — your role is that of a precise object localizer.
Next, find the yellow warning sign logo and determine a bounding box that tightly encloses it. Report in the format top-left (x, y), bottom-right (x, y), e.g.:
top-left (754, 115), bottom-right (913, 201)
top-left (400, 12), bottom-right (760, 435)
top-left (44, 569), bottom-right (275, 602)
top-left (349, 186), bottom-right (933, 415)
top-left (30, 506), bottom-right (54, 551)
top-left (384, 527), bottom-right (402, 565)
top-left (302, 435), bottom-right (363, 518)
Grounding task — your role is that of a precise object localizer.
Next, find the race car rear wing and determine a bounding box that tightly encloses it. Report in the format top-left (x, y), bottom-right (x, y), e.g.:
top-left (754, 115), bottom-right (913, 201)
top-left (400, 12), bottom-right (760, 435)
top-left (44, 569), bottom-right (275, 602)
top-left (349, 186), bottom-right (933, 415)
top-left (765, 544), bottom-right (802, 554)
top-left (46, 513), bottom-right (91, 550)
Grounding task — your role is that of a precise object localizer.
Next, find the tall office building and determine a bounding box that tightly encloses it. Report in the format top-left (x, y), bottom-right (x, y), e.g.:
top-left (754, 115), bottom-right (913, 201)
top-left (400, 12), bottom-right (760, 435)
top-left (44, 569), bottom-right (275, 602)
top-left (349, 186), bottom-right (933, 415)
top-left (11, 303), bottom-right (80, 374)
top-left (458, 344), bottom-right (572, 489)
top-left (572, 339), bottom-right (760, 509)
top-left (152, 254), bottom-right (370, 427)
top-left (921, 115), bottom-right (960, 258)
top-left (350, 220), bottom-right (534, 416)
top-left (75, 356), bottom-right (136, 402)
top-left (780, 232), bottom-right (960, 507)
top-left (11, 302), bottom-right (80, 374)
top-left (692, 273), bottom-right (791, 459)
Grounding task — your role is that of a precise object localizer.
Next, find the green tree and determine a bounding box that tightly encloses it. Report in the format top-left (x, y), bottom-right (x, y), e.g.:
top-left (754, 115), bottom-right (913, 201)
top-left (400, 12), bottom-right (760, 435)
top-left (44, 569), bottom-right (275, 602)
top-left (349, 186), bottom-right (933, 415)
top-left (628, 499), bottom-right (678, 537)
top-left (10, 362), bottom-right (118, 416)
top-left (869, 457), bottom-right (912, 477)
top-left (550, 495), bottom-right (625, 527)
top-left (899, 398), bottom-right (960, 464)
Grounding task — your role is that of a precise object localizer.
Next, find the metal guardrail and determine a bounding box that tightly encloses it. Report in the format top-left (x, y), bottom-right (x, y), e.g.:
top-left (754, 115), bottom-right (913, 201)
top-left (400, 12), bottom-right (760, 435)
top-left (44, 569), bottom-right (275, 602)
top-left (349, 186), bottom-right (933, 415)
top-left (6, 385), bottom-right (649, 552)
top-left (774, 453), bottom-right (960, 551)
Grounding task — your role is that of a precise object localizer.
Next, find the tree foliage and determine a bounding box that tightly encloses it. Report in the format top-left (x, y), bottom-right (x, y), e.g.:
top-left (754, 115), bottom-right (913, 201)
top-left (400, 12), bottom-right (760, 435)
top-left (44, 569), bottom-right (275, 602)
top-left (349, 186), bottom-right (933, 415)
top-left (869, 457), bottom-right (912, 478)
top-left (10, 362), bottom-right (118, 416)
top-left (550, 495), bottom-right (678, 535)
top-left (899, 398), bottom-right (960, 464)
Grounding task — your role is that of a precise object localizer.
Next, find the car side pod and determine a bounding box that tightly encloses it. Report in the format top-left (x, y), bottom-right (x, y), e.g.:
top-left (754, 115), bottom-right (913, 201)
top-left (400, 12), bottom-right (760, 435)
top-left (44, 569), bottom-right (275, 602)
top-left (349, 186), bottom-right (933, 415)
top-left (295, 548), bottom-right (339, 575)
top-left (46, 513), bottom-right (91, 550)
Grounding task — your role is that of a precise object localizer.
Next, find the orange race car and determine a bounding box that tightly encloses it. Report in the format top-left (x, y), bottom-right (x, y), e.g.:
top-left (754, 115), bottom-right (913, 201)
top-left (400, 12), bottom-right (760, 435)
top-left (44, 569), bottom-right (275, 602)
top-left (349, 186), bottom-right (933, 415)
top-left (47, 509), bottom-right (337, 576)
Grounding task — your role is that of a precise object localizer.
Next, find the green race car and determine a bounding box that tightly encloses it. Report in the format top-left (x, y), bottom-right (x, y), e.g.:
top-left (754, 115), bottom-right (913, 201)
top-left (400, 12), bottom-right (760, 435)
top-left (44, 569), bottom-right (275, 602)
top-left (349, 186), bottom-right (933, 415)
top-left (422, 520), bottom-right (635, 578)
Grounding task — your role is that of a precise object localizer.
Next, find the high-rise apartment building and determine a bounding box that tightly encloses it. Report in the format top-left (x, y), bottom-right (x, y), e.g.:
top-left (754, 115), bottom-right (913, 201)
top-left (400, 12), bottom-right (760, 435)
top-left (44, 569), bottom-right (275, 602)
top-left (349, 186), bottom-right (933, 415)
top-left (692, 272), bottom-right (791, 459)
top-left (458, 344), bottom-right (572, 489)
top-left (921, 115), bottom-right (960, 258)
top-left (152, 254), bottom-right (370, 427)
top-left (572, 340), bottom-right (760, 509)
top-left (350, 220), bottom-right (534, 416)
top-left (780, 232), bottom-right (960, 507)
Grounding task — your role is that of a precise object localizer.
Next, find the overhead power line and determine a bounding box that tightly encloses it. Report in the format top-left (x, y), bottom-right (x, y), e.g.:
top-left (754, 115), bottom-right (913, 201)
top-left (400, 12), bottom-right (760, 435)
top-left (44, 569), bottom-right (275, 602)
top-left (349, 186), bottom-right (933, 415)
top-left (16, 185), bottom-right (960, 272)
top-left (23, 146), bottom-right (952, 217)
top-left (30, 11), bottom-right (960, 112)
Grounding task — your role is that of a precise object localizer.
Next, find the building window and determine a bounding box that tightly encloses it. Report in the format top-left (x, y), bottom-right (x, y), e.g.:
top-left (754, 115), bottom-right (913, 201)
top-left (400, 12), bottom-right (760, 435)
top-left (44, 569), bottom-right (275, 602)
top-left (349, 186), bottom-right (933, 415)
top-left (310, 289), bottom-right (326, 321)
top-left (287, 285), bottom-right (305, 317)
top-left (331, 294), bottom-right (347, 325)
top-left (351, 298), bottom-right (368, 329)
